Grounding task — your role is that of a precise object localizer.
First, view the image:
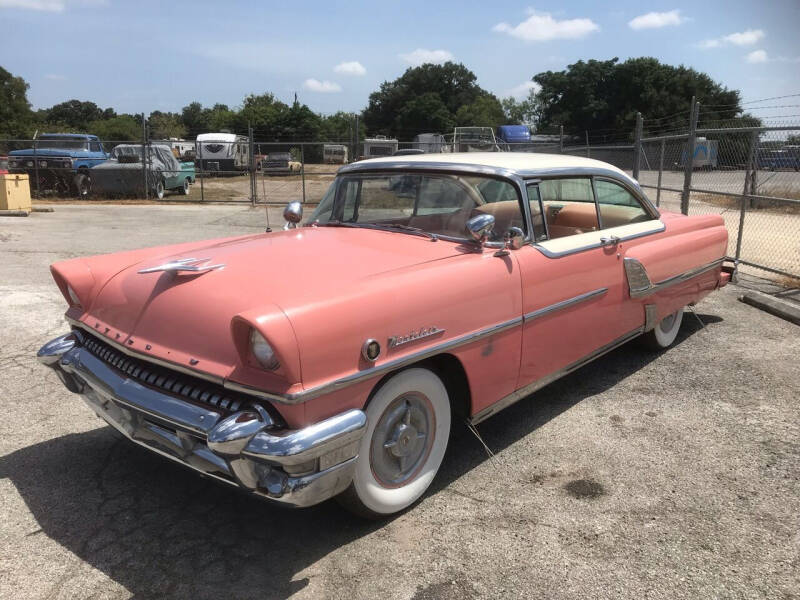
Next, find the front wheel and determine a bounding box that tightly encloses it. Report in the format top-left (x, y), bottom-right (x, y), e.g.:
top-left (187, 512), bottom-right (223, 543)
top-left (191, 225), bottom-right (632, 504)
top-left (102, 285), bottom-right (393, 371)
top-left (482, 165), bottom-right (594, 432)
top-left (337, 368), bottom-right (451, 518)
top-left (73, 173), bottom-right (91, 198)
top-left (153, 179), bottom-right (165, 200)
top-left (641, 307), bottom-right (684, 350)
top-left (180, 178), bottom-right (190, 195)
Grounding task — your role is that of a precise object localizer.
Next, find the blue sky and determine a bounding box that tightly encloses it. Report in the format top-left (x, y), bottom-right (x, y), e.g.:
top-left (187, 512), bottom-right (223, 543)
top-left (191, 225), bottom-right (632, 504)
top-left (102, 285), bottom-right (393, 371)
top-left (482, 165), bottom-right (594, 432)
top-left (1, 0), bottom-right (798, 123)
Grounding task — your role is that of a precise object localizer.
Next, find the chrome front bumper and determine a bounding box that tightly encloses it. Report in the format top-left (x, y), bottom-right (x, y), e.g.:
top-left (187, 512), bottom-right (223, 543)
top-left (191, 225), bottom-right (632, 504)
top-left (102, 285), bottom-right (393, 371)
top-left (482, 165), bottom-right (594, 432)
top-left (37, 332), bottom-right (366, 508)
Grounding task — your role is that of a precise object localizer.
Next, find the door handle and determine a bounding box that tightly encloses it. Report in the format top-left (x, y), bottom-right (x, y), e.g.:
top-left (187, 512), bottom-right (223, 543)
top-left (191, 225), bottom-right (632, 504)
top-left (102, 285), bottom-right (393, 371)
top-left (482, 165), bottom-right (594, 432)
top-left (600, 235), bottom-right (620, 247)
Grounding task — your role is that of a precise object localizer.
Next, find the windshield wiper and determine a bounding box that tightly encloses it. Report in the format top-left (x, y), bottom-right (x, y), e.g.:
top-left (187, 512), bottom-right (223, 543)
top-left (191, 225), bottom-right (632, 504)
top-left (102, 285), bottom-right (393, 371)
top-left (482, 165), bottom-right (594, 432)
top-left (312, 220), bottom-right (438, 241)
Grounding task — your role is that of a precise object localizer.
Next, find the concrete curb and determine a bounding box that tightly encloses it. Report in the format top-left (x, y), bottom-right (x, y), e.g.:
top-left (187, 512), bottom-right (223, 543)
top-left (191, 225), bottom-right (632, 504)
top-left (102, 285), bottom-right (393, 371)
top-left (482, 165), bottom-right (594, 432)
top-left (0, 210), bottom-right (30, 217)
top-left (739, 291), bottom-right (800, 326)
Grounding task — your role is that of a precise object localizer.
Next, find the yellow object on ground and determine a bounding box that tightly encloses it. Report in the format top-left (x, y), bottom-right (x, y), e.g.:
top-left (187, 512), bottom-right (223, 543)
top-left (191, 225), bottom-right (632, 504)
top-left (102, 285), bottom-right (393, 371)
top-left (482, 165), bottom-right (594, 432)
top-left (1, 174), bottom-right (32, 211)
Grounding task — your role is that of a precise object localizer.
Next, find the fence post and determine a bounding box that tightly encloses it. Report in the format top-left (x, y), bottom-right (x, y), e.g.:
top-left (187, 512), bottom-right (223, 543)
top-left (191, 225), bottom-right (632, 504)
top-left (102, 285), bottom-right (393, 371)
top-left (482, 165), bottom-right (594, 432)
top-left (680, 97), bottom-right (699, 215)
top-left (198, 136), bottom-right (204, 203)
top-left (141, 113), bottom-right (148, 200)
top-left (735, 129), bottom-right (759, 266)
top-left (559, 126), bottom-right (564, 154)
top-left (632, 112), bottom-right (643, 180)
top-left (656, 137), bottom-right (665, 207)
top-left (300, 144), bottom-right (306, 204)
top-left (33, 136), bottom-right (40, 199)
top-left (248, 123), bottom-right (256, 205)
top-left (585, 131), bottom-right (590, 157)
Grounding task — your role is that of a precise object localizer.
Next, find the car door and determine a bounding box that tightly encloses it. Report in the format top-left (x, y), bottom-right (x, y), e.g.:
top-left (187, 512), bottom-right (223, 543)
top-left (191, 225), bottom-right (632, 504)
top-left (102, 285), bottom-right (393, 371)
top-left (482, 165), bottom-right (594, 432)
top-left (513, 177), bottom-right (657, 391)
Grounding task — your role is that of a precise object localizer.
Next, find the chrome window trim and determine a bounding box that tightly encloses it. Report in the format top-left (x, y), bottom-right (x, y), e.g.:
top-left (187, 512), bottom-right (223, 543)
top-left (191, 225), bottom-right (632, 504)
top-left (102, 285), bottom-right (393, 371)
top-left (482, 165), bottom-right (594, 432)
top-left (523, 288), bottom-right (608, 322)
top-left (624, 257), bottom-right (724, 298)
top-left (471, 326), bottom-right (645, 424)
top-left (224, 316), bottom-right (524, 404)
top-left (532, 221), bottom-right (667, 259)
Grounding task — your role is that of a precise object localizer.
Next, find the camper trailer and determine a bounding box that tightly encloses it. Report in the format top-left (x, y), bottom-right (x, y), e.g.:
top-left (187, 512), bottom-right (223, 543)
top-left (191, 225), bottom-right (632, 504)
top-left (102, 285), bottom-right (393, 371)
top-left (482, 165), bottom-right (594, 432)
top-left (323, 144), bottom-right (349, 164)
top-left (362, 136), bottom-right (399, 159)
top-left (195, 133), bottom-right (250, 174)
top-left (413, 133), bottom-right (447, 153)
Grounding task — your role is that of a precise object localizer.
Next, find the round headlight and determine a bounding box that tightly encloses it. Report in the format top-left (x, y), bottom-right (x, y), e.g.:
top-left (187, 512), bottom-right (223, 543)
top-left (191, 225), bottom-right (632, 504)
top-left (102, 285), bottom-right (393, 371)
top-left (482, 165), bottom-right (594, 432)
top-left (40, 160), bottom-right (48, 167)
top-left (250, 329), bottom-right (279, 370)
top-left (66, 285), bottom-right (81, 307)
top-left (26, 160), bottom-right (34, 167)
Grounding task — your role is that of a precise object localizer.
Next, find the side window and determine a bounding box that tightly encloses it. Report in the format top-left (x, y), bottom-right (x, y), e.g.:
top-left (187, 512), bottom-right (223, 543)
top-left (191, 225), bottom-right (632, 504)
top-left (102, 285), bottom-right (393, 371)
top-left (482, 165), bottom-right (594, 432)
top-left (90, 142), bottom-right (101, 152)
top-left (594, 179), bottom-right (651, 228)
top-left (525, 184), bottom-right (547, 241)
top-left (538, 178), bottom-right (599, 239)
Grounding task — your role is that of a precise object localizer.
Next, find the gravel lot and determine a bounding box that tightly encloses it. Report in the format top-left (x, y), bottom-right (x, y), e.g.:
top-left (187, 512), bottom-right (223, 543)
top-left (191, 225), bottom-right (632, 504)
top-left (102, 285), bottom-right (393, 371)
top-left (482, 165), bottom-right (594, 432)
top-left (1, 205), bottom-right (798, 600)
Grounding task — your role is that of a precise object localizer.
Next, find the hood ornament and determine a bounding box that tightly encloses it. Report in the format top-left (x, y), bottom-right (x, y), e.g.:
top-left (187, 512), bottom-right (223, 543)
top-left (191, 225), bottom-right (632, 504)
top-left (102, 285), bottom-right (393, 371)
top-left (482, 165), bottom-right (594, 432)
top-left (138, 257), bottom-right (225, 275)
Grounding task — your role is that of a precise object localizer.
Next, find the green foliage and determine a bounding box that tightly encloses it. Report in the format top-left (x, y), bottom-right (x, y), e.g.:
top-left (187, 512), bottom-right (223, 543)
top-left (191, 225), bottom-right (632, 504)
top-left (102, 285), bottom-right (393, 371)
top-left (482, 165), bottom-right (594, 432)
top-left (45, 100), bottom-right (113, 129)
top-left (501, 90), bottom-right (542, 128)
top-left (148, 111), bottom-right (187, 139)
top-left (363, 62), bottom-right (492, 138)
top-left (533, 57), bottom-right (751, 135)
top-left (0, 66), bottom-right (34, 139)
top-left (90, 115), bottom-right (142, 142)
top-left (455, 94), bottom-right (506, 129)
top-left (320, 111), bottom-right (364, 142)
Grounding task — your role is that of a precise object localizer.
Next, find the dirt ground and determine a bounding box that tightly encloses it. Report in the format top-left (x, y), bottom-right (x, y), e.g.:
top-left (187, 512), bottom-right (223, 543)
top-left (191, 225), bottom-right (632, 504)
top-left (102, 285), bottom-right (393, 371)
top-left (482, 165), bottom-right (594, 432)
top-left (0, 204), bottom-right (798, 600)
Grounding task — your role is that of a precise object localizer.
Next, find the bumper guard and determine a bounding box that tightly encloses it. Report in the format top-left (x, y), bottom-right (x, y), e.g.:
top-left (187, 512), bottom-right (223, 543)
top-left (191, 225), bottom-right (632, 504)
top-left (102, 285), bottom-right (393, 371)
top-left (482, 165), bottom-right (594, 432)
top-left (37, 332), bottom-right (366, 507)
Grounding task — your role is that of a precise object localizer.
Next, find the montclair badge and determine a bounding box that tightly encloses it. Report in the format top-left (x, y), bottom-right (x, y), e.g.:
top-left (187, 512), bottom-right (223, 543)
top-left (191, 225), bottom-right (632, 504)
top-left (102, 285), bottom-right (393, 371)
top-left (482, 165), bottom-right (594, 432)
top-left (388, 327), bottom-right (445, 348)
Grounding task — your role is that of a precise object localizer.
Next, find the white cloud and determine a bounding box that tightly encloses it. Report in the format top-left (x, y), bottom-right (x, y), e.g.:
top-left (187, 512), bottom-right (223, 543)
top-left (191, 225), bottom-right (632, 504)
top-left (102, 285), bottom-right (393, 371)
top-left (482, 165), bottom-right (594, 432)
top-left (399, 48), bottom-right (454, 66)
top-left (492, 10), bottom-right (599, 42)
top-left (0, 0), bottom-right (105, 10)
top-left (44, 73), bottom-right (66, 80)
top-left (699, 29), bottom-right (765, 49)
top-left (302, 78), bottom-right (342, 93)
top-left (628, 10), bottom-right (685, 30)
top-left (507, 81), bottom-right (540, 100)
top-left (746, 49), bottom-right (768, 64)
top-left (333, 61), bottom-right (366, 76)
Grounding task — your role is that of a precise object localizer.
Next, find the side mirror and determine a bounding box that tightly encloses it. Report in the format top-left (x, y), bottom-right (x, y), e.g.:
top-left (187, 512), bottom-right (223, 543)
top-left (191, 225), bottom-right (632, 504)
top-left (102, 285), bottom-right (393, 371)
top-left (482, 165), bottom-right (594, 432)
top-left (465, 213), bottom-right (495, 245)
top-left (283, 201), bottom-right (303, 230)
top-left (494, 226), bottom-right (525, 256)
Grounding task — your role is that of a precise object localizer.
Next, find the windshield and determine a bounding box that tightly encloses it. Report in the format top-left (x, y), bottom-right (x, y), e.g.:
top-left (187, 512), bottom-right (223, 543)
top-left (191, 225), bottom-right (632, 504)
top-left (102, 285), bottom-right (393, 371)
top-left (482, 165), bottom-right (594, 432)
top-left (308, 172), bottom-right (526, 242)
top-left (37, 136), bottom-right (88, 150)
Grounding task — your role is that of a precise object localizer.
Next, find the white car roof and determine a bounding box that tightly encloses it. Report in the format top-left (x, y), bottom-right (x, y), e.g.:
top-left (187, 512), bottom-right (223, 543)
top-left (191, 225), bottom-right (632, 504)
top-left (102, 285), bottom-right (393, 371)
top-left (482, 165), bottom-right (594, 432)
top-left (196, 133), bottom-right (239, 142)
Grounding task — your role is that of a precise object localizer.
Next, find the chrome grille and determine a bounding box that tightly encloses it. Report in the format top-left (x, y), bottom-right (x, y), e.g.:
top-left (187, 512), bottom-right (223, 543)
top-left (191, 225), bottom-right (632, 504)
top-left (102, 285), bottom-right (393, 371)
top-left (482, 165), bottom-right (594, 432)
top-left (80, 332), bottom-right (246, 413)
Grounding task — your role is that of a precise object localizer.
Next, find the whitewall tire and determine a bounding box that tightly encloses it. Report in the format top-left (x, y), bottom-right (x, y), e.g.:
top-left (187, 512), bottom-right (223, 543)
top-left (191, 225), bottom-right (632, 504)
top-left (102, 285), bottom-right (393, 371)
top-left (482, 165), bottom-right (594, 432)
top-left (642, 307), bottom-right (684, 349)
top-left (338, 368), bottom-right (451, 517)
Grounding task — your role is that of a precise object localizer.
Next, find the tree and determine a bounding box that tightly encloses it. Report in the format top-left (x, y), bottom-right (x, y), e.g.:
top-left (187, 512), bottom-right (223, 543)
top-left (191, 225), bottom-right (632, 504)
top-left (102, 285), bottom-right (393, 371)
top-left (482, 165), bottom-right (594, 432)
top-left (532, 57), bottom-right (749, 135)
top-left (455, 95), bottom-right (505, 129)
top-left (90, 115), bottom-right (141, 142)
top-left (395, 93), bottom-right (454, 136)
top-left (502, 89), bottom-right (542, 128)
top-left (181, 101), bottom-right (209, 136)
top-left (0, 66), bottom-right (34, 140)
top-left (148, 111), bottom-right (187, 139)
top-left (45, 100), bottom-right (109, 129)
top-left (363, 62), bottom-right (489, 138)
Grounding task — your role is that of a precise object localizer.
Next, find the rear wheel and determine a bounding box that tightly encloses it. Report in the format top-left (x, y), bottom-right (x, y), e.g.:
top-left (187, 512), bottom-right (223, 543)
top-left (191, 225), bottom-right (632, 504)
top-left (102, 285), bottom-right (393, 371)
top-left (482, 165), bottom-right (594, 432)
top-left (337, 368), bottom-right (451, 518)
top-left (642, 307), bottom-right (684, 349)
top-left (154, 179), bottom-right (165, 200)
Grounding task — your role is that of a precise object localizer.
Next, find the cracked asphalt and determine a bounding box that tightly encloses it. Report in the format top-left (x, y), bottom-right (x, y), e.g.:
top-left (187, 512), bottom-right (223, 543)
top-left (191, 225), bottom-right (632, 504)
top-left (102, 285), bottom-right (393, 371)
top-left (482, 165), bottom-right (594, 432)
top-left (1, 205), bottom-right (798, 600)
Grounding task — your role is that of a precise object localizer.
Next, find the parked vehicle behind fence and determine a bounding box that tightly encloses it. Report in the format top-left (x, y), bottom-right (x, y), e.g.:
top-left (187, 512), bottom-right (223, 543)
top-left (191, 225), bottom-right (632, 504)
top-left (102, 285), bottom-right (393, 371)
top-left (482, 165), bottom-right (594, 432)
top-left (323, 144), bottom-right (349, 164)
top-left (196, 133), bottom-right (249, 174)
top-left (91, 144), bottom-right (195, 199)
top-left (362, 136), bottom-right (399, 158)
top-left (8, 133), bottom-right (109, 197)
top-left (261, 152), bottom-right (302, 175)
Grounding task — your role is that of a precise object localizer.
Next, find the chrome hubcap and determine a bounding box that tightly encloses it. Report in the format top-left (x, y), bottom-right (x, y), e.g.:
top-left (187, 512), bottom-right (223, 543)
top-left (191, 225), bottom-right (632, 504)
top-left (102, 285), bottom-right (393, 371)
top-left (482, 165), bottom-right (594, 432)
top-left (660, 311), bottom-right (677, 333)
top-left (370, 392), bottom-right (434, 487)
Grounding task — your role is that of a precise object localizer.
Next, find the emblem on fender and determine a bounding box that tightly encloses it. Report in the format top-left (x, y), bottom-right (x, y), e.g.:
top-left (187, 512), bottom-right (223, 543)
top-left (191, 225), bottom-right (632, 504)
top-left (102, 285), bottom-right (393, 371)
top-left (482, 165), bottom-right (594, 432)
top-left (388, 326), bottom-right (445, 348)
top-left (138, 257), bottom-right (225, 274)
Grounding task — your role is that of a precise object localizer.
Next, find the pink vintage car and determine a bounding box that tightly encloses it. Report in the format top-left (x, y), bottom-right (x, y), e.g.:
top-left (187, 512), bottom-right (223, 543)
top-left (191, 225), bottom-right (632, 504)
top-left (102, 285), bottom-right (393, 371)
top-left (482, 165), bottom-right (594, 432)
top-left (38, 153), bottom-right (732, 517)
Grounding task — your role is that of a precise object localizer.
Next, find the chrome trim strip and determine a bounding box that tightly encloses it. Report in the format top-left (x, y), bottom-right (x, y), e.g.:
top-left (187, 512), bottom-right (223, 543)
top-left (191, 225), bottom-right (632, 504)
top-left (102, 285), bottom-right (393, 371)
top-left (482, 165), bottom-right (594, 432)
top-left (471, 326), bottom-right (645, 425)
top-left (66, 317), bottom-right (225, 386)
top-left (534, 221), bottom-right (666, 259)
top-left (625, 257), bottom-right (724, 298)
top-left (224, 316), bottom-right (524, 404)
top-left (523, 288), bottom-right (608, 322)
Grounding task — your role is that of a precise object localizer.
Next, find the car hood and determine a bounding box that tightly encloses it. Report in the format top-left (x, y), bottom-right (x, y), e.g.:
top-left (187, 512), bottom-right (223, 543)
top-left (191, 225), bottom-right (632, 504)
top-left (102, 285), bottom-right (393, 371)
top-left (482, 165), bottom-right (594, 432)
top-left (78, 227), bottom-right (467, 379)
top-left (9, 148), bottom-right (77, 158)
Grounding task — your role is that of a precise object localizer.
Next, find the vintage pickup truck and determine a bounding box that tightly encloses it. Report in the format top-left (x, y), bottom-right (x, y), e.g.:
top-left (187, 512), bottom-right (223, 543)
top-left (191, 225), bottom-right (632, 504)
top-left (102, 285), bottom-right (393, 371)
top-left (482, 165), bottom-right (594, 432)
top-left (91, 144), bottom-right (195, 199)
top-left (8, 133), bottom-right (109, 197)
top-left (38, 153), bottom-right (731, 517)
